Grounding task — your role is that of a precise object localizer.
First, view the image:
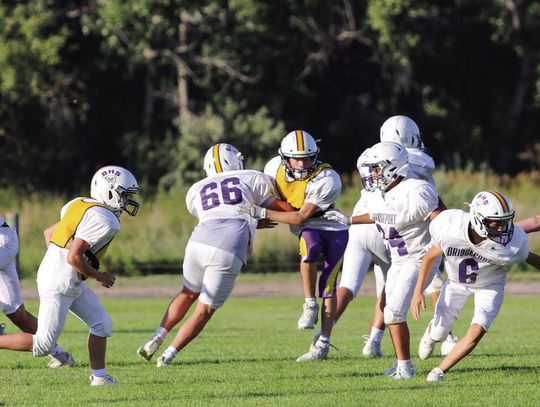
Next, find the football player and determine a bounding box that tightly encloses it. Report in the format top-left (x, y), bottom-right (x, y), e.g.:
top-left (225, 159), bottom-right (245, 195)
top-left (137, 143), bottom-right (286, 367)
top-left (357, 115), bottom-right (456, 358)
top-left (327, 141), bottom-right (443, 379)
top-left (411, 190), bottom-right (540, 382)
top-left (244, 130), bottom-right (348, 361)
top-left (265, 130), bottom-right (348, 361)
top-left (0, 166), bottom-right (140, 386)
top-left (0, 215), bottom-right (75, 368)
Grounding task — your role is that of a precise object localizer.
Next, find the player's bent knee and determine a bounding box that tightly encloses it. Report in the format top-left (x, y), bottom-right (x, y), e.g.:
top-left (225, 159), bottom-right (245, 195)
top-left (90, 314), bottom-right (113, 337)
top-left (383, 307), bottom-right (406, 324)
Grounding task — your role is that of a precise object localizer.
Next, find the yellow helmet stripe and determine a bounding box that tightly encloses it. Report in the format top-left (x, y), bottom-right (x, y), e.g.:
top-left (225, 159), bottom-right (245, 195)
top-left (213, 144), bottom-right (223, 173)
top-left (487, 190), bottom-right (509, 213)
top-left (295, 130), bottom-right (305, 151)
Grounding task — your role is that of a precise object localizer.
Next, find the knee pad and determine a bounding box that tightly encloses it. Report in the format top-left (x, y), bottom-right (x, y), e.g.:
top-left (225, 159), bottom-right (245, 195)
top-left (383, 306), bottom-right (406, 325)
top-left (89, 313), bottom-right (113, 337)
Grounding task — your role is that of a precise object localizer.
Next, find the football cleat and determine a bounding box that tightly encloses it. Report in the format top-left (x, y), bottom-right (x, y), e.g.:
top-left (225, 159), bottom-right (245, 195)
top-left (383, 361), bottom-right (397, 376)
top-left (361, 335), bottom-right (383, 358)
top-left (418, 327), bottom-right (436, 360)
top-left (296, 340), bottom-right (330, 362)
top-left (90, 374), bottom-right (117, 386)
top-left (47, 351), bottom-right (76, 368)
top-left (441, 334), bottom-right (458, 356)
top-left (137, 336), bottom-right (163, 362)
top-left (390, 363), bottom-right (416, 380)
top-left (156, 355), bottom-right (173, 367)
top-left (297, 302), bottom-right (319, 330)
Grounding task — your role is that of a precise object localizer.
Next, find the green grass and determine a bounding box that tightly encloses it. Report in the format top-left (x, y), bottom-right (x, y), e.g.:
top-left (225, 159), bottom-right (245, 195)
top-left (1, 286), bottom-right (539, 406)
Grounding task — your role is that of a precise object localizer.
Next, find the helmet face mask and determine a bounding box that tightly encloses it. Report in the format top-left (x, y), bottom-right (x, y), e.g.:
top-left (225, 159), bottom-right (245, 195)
top-left (203, 143), bottom-right (244, 177)
top-left (279, 130), bottom-right (319, 180)
top-left (468, 190), bottom-right (515, 245)
top-left (380, 115), bottom-right (425, 150)
top-left (91, 166), bottom-right (140, 216)
top-left (359, 142), bottom-right (408, 192)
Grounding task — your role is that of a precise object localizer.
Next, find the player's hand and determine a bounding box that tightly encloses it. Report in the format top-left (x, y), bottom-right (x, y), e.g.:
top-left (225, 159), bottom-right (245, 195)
top-left (410, 291), bottom-right (426, 320)
top-left (256, 218), bottom-right (278, 229)
top-left (323, 210), bottom-right (351, 226)
top-left (237, 202), bottom-right (267, 219)
top-left (96, 272), bottom-right (116, 288)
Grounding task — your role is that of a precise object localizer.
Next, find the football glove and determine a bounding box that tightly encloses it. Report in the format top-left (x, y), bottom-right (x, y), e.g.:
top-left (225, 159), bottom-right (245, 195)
top-left (323, 210), bottom-right (351, 226)
top-left (237, 202), bottom-right (267, 219)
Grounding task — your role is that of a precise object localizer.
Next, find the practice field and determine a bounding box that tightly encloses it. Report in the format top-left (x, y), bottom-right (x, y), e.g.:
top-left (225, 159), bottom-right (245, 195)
top-left (0, 295), bottom-right (539, 406)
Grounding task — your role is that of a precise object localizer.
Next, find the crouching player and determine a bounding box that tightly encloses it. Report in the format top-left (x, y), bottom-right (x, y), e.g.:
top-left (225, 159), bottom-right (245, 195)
top-left (411, 190), bottom-right (540, 382)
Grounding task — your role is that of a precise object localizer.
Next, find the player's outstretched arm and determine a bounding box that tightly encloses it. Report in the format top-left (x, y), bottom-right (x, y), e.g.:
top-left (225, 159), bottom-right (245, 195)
top-left (516, 215), bottom-right (540, 233)
top-left (411, 245), bottom-right (443, 320)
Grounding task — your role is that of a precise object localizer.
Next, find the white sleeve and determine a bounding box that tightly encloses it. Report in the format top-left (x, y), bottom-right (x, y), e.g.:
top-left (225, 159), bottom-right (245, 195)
top-left (263, 156), bottom-right (281, 179)
top-left (251, 173), bottom-right (276, 207)
top-left (74, 208), bottom-right (119, 248)
top-left (186, 184), bottom-right (199, 217)
top-left (304, 169), bottom-right (342, 211)
top-left (406, 183), bottom-right (439, 223)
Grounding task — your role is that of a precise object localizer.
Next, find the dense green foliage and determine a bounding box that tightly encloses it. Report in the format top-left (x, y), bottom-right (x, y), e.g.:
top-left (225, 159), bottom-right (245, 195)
top-left (1, 1), bottom-right (540, 193)
top-left (3, 168), bottom-right (539, 277)
top-left (0, 292), bottom-right (539, 405)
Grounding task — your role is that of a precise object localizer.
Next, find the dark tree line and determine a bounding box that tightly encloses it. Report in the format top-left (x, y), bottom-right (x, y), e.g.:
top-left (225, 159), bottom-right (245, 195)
top-left (1, 0), bottom-right (539, 193)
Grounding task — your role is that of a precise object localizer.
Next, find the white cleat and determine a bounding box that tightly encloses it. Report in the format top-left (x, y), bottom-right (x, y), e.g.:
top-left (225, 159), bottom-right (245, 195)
top-left (297, 303), bottom-right (319, 330)
top-left (390, 363), bottom-right (416, 380)
top-left (441, 334), bottom-right (458, 356)
top-left (47, 351), bottom-right (76, 368)
top-left (156, 355), bottom-right (173, 367)
top-left (427, 367), bottom-right (445, 382)
top-left (418, 327), bottom-right (436, 360)
top-left (137, 336), bottom-right (163, 362)
top-left (383, 361), bottom-right (397, 376)
top-left (296, 340), bottom-right (330, 362)
top-left (361, 335), bottom-right (383, 358)
top-left (90, 374), bottom-right (117, 386)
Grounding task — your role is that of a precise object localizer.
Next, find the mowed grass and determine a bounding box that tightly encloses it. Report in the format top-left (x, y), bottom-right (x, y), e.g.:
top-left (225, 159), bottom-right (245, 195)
top-left (0, 288), bottom-right (539, 406)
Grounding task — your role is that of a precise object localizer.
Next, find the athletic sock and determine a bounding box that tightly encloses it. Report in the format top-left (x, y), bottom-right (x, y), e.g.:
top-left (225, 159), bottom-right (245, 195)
top-left (369, 326), bottom-right (384, 343)
top-left (91, 368), bottom-right (107, 378)
top-left (154, 327), bottom-right (168, 341)
top-left (305, 297), bottom-right (317, 307)
top-left (50, 345), bottom-right (64, 356)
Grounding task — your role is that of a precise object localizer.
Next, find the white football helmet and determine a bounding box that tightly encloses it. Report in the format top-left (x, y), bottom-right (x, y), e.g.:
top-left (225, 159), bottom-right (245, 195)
top-left (91, 166), bottom-right (140, 216)
top-left (203, 143), bottom-right (244, 177)
top-left (467, 190), bottom-right (515, 245)
top-left (356, 147), bottom-right (376, 192)
top-left (279, 130), bottom-right (320, 180)
top-left (359, 141), bottom-right (408, 192)
top-left (380, 115), bottom-right (425, 150)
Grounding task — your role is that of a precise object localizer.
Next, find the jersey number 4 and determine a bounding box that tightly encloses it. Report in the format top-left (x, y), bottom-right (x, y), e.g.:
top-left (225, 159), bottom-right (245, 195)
top-left (200, 177), bottom-right (243, 210)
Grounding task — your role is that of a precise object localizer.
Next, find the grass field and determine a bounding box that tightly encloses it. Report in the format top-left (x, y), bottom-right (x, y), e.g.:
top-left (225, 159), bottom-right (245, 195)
top-left (0, 287), bottom-right (539, 406)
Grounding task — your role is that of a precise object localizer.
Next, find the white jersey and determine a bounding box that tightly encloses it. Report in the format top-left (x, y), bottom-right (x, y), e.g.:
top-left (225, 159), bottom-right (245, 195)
top-left (264, 156), bottom-right (347, 235)
top-left (186, 170), bottom-right (275, 263)
top-left (407, 148), bottom-right (436, 186)
top-left (429, 209), bottom-right (529, 287)
top-left (367, 178), bottom-right (439, 264)
top-left (37, 198), bottom-right (120, 296)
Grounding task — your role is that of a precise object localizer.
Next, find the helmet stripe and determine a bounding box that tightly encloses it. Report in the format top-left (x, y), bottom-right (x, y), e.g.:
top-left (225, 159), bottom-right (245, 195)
top-left (487, 190), bottom-right (509, 213)
top-left (213, 144), bottom-right (223, 173)
top-left (295, 130), bottom-right (305, 151)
